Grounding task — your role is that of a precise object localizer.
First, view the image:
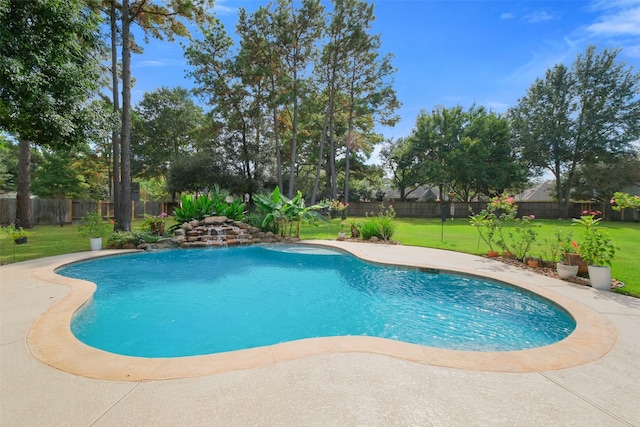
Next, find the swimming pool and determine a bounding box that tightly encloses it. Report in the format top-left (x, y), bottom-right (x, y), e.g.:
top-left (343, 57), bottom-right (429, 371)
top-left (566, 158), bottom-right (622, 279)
top-left (61, 245), bottom-right (575, 358)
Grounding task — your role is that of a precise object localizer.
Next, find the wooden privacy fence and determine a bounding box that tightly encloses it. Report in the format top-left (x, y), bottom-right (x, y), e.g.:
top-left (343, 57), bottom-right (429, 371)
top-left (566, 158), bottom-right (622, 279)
top-left (0, 199), bottom-right (178, 226)
top-left (343, 201), bottom-right (591, 219)
top-left (0, 198), bottom-right (636, 226)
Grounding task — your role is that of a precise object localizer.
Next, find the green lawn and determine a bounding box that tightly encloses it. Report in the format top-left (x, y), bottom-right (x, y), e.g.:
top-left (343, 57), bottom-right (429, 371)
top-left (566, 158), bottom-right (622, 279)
top-left (300, 217), bottom-right (640, 298)
top-left (2, 217), bottom-right (638, 298)
top-left (0, 219), bottom-right (147, 265)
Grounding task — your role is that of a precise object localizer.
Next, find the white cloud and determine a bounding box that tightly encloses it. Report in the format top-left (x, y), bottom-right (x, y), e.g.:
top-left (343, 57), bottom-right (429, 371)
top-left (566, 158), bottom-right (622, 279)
top-left (137, 60), bottom-right (165, 67)
top-left (524, 10), bottom-right (555, 24)
top-left (500, 12), bottom-right (515, 20)
top-left (135, 59), bottom-right (184, 68)
top-left (504, 41), bottom-right (579, 89)
top-left (589, 0), bottom-right (640, 11)
top-left (214, 0), bottom-right (237, 16)
top-left (586, 6), bottom-right (640, 36)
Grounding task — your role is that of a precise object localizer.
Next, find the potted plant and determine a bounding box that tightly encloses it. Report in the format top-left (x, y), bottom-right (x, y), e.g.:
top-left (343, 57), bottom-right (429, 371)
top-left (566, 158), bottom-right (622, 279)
top-left (78, 211), bottom-right (110, 251)
top-left (1, 223), bottom-right (29, 244)
top-left (572, 211), bottom-right (616, 290)
top-left (557, 253), bottom-right (579, 279)
top-left (553, 229), bottom-right (579, 279)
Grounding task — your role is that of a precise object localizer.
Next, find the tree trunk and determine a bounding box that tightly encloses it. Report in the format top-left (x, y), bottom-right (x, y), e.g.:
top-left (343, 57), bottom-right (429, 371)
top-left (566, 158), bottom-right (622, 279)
top-left (344, 139), bottom-right (351, 204)
top-left (270, 75), bottom-right (283, 191)
top-left (110, 0), bottom-right (120, 230)
top-left (287, 75), bottom-right (298, 198)
top-left (242, 124), bottom-right (252, 181)
top-left (329, 115), bottom-right (337, 199)
top-left (119, 0), bottom-right (132, 231)
top-left (15, 139), bottom-right (31, 228)
top-left (311, 99), bottom-right (332, 204)
top-left (344, 67), bottom-right (356, 206)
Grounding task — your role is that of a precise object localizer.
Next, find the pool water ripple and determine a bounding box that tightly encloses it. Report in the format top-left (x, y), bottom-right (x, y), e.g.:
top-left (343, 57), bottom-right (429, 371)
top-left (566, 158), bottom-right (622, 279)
top-left (61, 245), bottom-right (575, 358)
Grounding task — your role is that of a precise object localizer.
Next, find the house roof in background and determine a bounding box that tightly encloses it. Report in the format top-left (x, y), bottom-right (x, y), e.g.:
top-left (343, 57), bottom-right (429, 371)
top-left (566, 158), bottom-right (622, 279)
top-left (514, 180), bottom-right (556, 202)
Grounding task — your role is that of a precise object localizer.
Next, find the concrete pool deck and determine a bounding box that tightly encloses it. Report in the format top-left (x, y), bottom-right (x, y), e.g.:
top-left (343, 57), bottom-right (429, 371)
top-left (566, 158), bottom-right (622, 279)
top-left (1, 241), bottom-right (639, 425)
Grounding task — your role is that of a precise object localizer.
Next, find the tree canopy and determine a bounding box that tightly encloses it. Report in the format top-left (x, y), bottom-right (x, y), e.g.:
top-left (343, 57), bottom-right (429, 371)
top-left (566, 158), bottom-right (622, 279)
top-left (509, 45), bottom-right (640, 217)
top-left (0, 0), bottom-right (104, 227)
top-left (386, 105), bottom-right (528, 202)
top-left (183, 0), bottom-right (398, 202)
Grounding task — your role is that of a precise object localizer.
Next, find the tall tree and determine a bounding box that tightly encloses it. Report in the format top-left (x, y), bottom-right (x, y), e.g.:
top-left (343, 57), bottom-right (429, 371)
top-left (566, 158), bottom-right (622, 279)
top-left (411, 105), bottom-right (466, 201)
top-left (107, 0), bottom-right (121, 230)
top-left (272, 0), bottom-right (324, 197)
top-left (509, 46), bottom-right (640, 217)
top-left (114, 0), bottom-right (213, 231)
top-left (450, 106), bottom-right (528, 200)
top-left (0, 0), bottom-right (103, 228)
top-left (185, 18), bottom-right (266, 196)
top-left (311, 0), bottom-right (367, 202)
top-left (340, 1), bottom-right (399, 205)
top-left (236, 5), bottom-right (287, 191)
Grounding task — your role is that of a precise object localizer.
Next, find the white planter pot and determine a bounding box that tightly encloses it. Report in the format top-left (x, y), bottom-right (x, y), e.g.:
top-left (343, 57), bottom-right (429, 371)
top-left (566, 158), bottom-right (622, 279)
top-left (557, 263), bottom-right (579, 280)
top-left (90, 237), bottom-right (102, 251)
top-left (588, 265), bottom-right (611, 291)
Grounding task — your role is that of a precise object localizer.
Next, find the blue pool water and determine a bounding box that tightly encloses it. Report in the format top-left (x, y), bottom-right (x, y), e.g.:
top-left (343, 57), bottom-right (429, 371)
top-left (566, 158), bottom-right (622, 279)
top-left (61, 245), bottom-right (575, 357)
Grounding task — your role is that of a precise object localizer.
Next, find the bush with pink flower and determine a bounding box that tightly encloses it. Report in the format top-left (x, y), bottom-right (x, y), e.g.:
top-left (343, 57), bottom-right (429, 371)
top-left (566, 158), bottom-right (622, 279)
top-left (469, 193), bottom-right (517, 253)
top-left (470, 193), bottom-right (539, 260)
top-left (572, 210), bottom-right (616, 266)
top-left (611, 191), bottom-right (640, 221)
top-left (327, 199), bottom-right (349, 219)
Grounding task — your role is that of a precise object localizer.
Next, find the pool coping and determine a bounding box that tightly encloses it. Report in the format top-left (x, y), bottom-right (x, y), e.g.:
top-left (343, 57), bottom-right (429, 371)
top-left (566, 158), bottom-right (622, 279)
top-left (26, 242), bottom-right (618, 381)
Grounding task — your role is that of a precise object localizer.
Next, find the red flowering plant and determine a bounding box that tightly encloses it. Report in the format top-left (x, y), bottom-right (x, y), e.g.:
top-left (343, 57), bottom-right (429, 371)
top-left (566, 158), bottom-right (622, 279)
top-left (572, 210), bottom-right (616, 266)
top-left (556, 232), bottom-right (579, 265)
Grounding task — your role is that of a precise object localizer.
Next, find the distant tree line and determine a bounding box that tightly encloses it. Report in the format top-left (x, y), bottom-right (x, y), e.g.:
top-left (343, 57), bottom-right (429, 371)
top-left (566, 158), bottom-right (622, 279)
top-left (382, 46), bottom-right (640, 218)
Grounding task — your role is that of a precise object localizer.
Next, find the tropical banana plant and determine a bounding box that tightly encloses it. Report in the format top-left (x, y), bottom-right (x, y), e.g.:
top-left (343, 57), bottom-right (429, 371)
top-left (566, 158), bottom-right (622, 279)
top-left (253, 186), bottom-right (287, 236)
top-left (253, 186), bottom-right (328, 238)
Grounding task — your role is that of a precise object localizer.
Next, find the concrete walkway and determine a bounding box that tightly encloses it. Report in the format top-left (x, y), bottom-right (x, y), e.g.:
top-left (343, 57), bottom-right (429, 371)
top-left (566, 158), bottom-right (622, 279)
top-left (1, 242), bottom-right (639, 426)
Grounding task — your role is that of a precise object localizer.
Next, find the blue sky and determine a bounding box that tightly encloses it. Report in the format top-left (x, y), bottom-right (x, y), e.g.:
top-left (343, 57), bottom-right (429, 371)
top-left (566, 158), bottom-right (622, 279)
top-left (130, 0), bottom-right (640, 157)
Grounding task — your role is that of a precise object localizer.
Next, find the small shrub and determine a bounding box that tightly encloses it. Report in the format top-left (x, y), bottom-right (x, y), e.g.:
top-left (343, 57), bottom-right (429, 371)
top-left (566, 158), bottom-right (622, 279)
top-left (246, 212), bottom-right (278, 233)
top-left (78, 211), bottom-right (110, 238)
top-left (174, 194), bottom-right (213, 223)
top-left (142, 213), bottom-right (168, 236)
top-left (222, 198), bottom-right (247, 221)
top-left (359, 219), bottom-right (381, 240)
top-left (107, 231), bottom-right (159, 248)
top-left (174, 189), bottom-right (246, 223)
top-left (360, 203), bottom-right (396, 241)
